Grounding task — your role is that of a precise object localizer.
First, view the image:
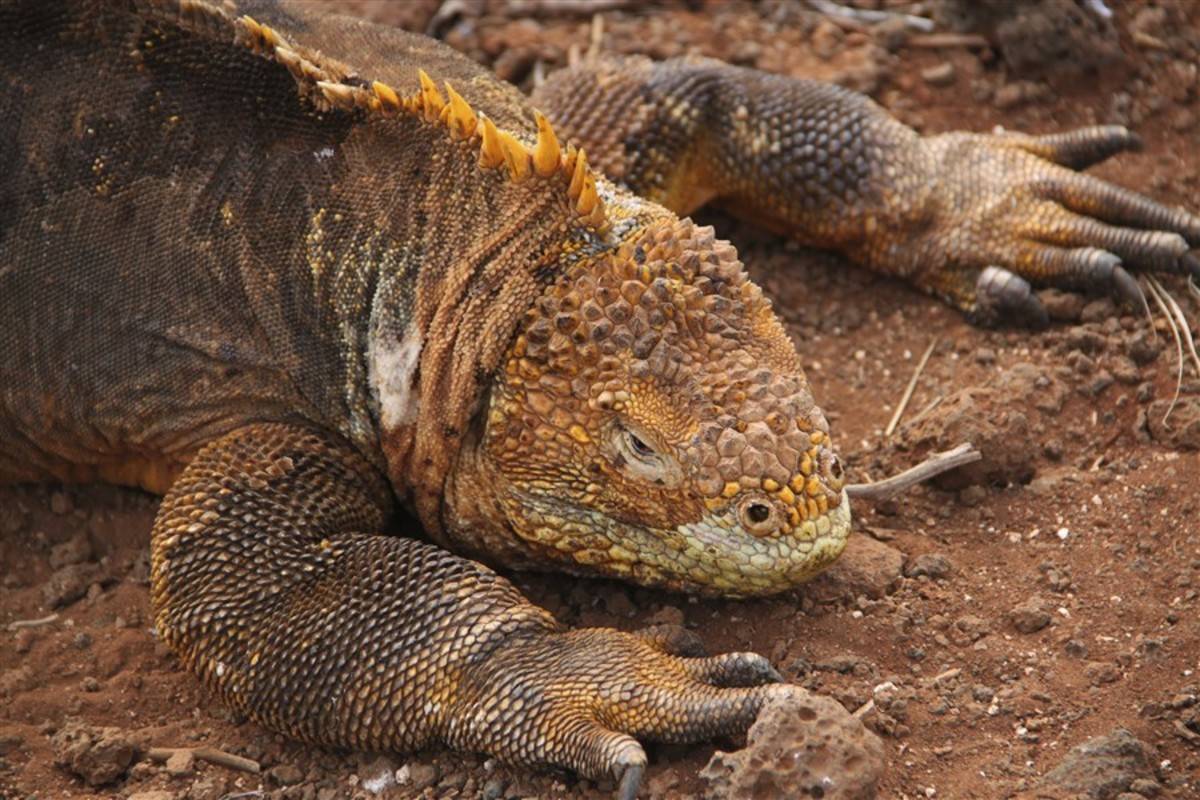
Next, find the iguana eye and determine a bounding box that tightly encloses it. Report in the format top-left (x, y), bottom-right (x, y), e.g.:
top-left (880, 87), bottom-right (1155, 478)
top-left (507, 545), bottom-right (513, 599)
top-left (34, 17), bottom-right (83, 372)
top-left (611, 423), bottom-right (681, 487)
top-left (627, 431), bottom-right (655, 459)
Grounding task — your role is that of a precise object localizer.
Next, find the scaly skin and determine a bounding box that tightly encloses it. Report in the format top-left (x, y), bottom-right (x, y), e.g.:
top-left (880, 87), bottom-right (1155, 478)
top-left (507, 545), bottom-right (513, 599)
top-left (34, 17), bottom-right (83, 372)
top-left (2, 1), bottom-right (1197, 794)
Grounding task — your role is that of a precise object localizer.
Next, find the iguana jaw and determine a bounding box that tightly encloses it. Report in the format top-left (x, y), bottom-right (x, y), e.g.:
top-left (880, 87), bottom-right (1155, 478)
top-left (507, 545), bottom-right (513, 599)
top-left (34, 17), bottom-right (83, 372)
top-left (505, 484), bottom-right (851, 597)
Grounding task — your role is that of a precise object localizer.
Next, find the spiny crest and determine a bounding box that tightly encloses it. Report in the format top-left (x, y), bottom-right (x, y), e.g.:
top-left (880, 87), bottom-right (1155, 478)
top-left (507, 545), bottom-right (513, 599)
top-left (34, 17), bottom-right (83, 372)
top-left (236, 15), bottom-right (607, 231)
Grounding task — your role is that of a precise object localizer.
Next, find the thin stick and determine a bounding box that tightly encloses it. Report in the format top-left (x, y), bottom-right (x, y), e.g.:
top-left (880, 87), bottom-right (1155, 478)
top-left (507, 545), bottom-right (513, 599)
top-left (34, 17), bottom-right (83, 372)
top-left (906, 394), bottom-right (944, 428)
top-left (845, 443), bottom-right (982, 502)
top-left (6, 613), bottom-right (59, 631)
top-left (907, 33), bottom-right (990, 49)
top-left (1146, 278), bottom-right (1185, 427)
top-left (586, 13), bottom-right (604, 60)
top-left (1150, 276), bottom-right (1200, 377)
top-left (885, 338), bottom-right (937, 437)
top-left (808, 0), bottom-right (935, 32)
top-left (145, 746), bottom-right (261, 774)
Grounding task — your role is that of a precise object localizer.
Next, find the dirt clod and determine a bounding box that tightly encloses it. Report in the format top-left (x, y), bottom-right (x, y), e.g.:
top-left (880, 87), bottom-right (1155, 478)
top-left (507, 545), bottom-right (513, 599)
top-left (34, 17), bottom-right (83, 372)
top-left (51, 722), bottom-right (136, 787)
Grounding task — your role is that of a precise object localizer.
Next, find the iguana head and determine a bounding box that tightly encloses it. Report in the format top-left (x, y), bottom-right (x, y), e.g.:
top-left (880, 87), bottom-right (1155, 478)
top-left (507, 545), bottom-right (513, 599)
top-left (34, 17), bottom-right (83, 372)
top-left (449, 218), bottom-right (850, 596)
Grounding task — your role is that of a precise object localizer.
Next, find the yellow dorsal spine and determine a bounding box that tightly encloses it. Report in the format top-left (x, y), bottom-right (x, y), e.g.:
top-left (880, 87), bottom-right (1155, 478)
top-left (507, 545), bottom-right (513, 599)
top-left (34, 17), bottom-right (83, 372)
top-left (232, 15), bottom-right (606, 231)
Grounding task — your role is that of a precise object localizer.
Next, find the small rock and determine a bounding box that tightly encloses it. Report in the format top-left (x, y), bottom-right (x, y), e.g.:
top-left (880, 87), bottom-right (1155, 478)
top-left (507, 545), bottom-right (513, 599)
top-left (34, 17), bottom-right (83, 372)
top-left (358, 755), bottom-right (398, 794)
top-left (52, 722), bottom-right (136, 787)
top-left (873, 16), bottom-right (909, 51)
top-left (994, 80), bottom-right (1046, 109)
top-left (959, 485), bottom-right (987, 507)
top-left (1147, 398), bottom-right (1200, 450)
top-left (921, 62), bottom-right (956, 87)
top-left (1080, 298), bottom-right (1117, 323)
top-left (164, 748), bottom-right (194, 777)
top-left (904, 553), bottom-right (954, 580)
top-left (0, 733), bottom-right (24, 756)
top-left (701, 686), bottom-right (884, 799)
top-left (482, 777), bottom-right (509, 800)
top-left (1129, 778), bottom-right (1161, 797)
top-left (1065, 639), bottom-right (1089, 658)
top-left (80, 676), bottom-right (100, 692)
top-left (1085, 370), bottom-right (1115, 396)
top-left (73, 632), bottom-right (92, 650)
top-left (269, 763), bottom-right (303, 786)
top-left (49, 490), bottom-right (73, 515)
top-left (14, 628), bottom-right (36, 654)
top-left (805, 535), bottom-right (903, 602)
top-left (49, 533), bottom-right (93, 569)
top-left (186, 775), bottom-right (227, 800)
top-left (1040, 289), bottom-right (1085, 322)
top-left (1085, 661), bottom-right (1121, 686)
top-left (127, 792), bottom-right (175, 800)
top-left (1126, 330), bottom-right (1161, 365)
top-left (1039, 728), bottom-right (1157, 799)
top-left (1008, 598), bottom-right (1051, 634)
top-left (408, 763), bottom-right (439, 791)
top-left (43, 562), bottom-right (103, 609)
top-left (1109, 356), bottom-right (1140, 385)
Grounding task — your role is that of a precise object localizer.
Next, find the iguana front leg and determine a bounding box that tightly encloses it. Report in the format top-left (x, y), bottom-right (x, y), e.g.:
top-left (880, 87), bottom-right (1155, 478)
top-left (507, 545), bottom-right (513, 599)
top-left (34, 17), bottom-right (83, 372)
top-left (534, 56), bottom-right (1200, 325)
top-left (151, 422), bottom-right (781, 793)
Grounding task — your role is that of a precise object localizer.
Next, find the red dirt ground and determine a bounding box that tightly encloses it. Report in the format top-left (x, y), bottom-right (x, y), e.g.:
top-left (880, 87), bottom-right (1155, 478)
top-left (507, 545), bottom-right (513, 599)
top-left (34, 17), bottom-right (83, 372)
top-left (2, 2), bottom-right (1198, 798)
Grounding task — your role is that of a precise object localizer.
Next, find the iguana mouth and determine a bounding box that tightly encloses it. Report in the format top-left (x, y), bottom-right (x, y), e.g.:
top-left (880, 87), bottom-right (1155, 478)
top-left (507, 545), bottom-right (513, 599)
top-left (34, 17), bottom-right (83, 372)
top-left (504, 485), bottom-right (852, 597)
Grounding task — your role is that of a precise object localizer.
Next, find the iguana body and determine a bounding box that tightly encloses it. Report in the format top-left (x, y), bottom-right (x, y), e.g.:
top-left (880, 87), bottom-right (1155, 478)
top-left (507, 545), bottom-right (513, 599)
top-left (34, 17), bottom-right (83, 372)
top-left (1, 0), bottom-right (1197, 793)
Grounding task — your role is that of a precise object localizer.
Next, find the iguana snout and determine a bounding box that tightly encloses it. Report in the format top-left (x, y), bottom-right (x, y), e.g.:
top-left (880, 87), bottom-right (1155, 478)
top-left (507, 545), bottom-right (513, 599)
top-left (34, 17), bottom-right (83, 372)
top-left (453, 218), bottom-right (850, 596)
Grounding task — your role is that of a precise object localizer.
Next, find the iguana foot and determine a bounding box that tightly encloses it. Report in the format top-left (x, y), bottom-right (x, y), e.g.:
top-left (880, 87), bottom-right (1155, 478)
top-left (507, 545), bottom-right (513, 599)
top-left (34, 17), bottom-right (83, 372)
top-left (448, 627), bottom-right (784, 796)
top-left (904, 125), bottom-right (1200, 325)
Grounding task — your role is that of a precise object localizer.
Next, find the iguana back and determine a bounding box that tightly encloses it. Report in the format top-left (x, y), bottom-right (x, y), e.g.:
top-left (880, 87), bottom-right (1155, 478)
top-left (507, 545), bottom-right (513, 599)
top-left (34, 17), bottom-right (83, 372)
top-left (0, 0), bottom-right (592, 498)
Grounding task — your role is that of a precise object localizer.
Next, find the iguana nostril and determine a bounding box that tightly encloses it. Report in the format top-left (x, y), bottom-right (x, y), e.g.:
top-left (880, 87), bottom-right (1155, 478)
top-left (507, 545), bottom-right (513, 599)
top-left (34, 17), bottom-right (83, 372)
top-left (746, 503), bottom-right (770, 524)
top-left (829, 455), bottom-right (843, 480)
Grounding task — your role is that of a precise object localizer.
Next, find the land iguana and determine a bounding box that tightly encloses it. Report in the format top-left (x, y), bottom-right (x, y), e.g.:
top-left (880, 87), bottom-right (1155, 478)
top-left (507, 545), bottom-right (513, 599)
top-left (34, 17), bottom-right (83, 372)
top-left (2, 0), bottom-right (1198, 795)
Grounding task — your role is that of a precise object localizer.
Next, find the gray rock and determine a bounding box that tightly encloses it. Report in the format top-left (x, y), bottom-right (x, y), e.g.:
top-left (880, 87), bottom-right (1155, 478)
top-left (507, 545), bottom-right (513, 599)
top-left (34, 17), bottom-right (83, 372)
top-left (42, 562), bottom-right (103, 609)
top-left (1147, 398), bottom-right (1200, 450)
top-left (269, 763), bottom-right (303, 785)
top-left (701, 686), bottom-right (884, 799)
top-left (904, 553), bottom-right (954, 580)
top-left (1008, 597), bottom-right (1051, 633)
top-left (48, 533), bottom-right (93, 569)
top-left (805, 535), bottom-right (903, 602)
top-left (1039, 728), bottom-right (1157, 799)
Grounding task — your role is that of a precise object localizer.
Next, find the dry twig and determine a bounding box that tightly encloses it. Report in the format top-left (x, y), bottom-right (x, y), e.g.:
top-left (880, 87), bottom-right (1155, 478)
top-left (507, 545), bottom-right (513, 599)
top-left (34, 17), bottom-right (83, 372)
top-left (845, 443), bottom-right (981, 502)
top-left (6, 613), bottom-right (59, 631)
top-left (145, 746), bottom-right (260, 774)
top-left (885, 338), bottom-right (937, 437)
top-left (809, 0), bottom-right (935, 32)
